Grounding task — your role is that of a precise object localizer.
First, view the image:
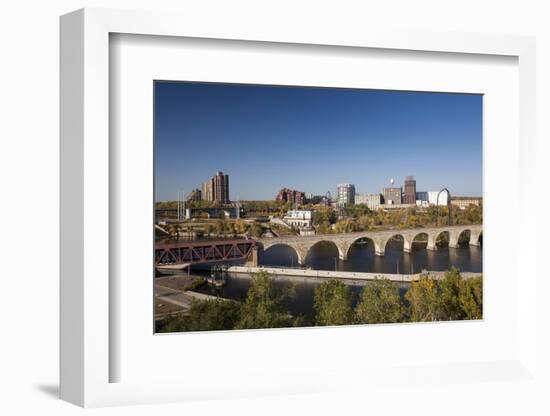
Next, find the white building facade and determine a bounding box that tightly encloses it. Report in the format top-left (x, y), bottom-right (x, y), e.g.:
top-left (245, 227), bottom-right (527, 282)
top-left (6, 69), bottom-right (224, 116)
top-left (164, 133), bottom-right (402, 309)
top-left (427, 191), bottom-right (449, 206)
top-left (283, 210), bottom-right (314, 228)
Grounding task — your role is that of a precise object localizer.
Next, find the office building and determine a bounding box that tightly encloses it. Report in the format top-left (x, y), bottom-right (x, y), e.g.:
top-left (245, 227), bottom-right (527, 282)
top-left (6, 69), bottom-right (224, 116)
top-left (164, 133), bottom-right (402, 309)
top-left (383, 187), bottom-right (402, 205)
top-left (283, 209), bottom-right (314, 228)
top-left (451, 198), bottom-right (481, 210)
top-left (276, 188), bottom-right (305, 206)
top-left (337, 183), bottom-right (355, 206)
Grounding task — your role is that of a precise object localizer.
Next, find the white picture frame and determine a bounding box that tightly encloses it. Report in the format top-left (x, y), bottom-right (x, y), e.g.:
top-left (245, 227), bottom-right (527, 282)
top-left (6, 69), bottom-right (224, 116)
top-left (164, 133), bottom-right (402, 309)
top-left (60, 8), bottom-right (538, 408)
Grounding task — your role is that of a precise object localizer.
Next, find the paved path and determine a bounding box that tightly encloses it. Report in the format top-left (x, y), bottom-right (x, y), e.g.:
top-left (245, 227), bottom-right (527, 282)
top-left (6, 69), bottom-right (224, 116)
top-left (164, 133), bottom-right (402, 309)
top-left (155, 282), bottom-right (231, 311)
top-left (227, 265), bottom-right (481, 282)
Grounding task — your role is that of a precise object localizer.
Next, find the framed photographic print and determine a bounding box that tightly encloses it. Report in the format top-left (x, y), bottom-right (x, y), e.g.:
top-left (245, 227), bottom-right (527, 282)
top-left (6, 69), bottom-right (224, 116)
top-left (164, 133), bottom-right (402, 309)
top-left (60, 8), bottom-right (538, 408)
top-left (153, 81), bottom-right (484, 334)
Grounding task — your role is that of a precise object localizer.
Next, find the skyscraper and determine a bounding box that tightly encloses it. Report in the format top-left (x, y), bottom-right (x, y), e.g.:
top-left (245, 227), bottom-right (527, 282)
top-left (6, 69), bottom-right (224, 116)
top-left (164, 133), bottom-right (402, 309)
top-left (404, 176), bottom-right (417, 204)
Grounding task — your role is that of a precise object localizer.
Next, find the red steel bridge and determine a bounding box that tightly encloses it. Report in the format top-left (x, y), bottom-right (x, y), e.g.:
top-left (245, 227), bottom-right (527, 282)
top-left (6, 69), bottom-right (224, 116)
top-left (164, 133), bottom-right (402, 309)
top-left (155, 239), bottom-right (258, 269)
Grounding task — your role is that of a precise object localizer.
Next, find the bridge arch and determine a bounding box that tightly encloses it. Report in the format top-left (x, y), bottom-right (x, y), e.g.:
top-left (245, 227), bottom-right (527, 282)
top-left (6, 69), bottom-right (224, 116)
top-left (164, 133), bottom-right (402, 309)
top-left (261, 243), bottom-right (304, 266)
top-left (404, 231), bottom-right (429, 253)
top-left (449, 229), bottom-right (471, 248)
top-left (428, 230), bottom-right (450, 251)
top-left (344, 236), bottom-right (376, 260)
top-left (382, 234), bottom-right (405, 255)
top-left (305, 240), bottom-right (346, 264)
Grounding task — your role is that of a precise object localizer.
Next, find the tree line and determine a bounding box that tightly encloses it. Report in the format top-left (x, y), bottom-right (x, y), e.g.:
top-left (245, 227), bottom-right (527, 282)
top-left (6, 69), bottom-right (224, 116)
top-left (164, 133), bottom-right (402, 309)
top-left (313, 203), bottom-right (482, 234)
top-left (156, 269), bottom-right (482, 333)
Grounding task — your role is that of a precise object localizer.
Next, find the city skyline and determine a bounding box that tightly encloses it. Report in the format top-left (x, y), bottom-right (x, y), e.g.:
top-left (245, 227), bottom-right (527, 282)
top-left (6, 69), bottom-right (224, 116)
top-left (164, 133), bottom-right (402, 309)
top-left (155, 81), bottom-right (483, 201)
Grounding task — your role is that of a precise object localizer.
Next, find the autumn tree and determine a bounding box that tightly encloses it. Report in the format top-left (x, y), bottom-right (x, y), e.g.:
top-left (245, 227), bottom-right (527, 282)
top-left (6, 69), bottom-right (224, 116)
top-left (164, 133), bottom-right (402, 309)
top-left (355, 278), bottom-right (404, 324)
top-left (313, 280), bottom-right (354, 326)
top-left (459, 275), bottom-right (483, 320)
top-left (438, 268), bottom-right (464, 320)
top-left (405, 276), bottom-right (441, 322)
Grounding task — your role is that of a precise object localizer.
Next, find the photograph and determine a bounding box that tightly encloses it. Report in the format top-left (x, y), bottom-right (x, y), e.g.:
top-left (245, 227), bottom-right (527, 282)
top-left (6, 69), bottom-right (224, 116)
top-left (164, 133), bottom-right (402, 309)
top-left (153, 81), bottom-right (483, 333)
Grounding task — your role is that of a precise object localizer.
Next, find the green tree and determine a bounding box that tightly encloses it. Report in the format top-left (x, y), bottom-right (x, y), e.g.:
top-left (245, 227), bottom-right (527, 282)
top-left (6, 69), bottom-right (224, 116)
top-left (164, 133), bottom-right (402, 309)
top-left (184, 299), bottom-right (241, 331)
top-left (405, 277), bottom-right (440, 322)
top-left (158, 299), bottom-right (240, 333)
top-left (355, 278), bottom-right (404, 324)
top-left (459, 275), bottom-right (483, 320)
top-left (438, 268), bottom-right (464, 321)
top-left (249, 223), bottom-right (264, 238)
top-left (313, 280), bottom-right (354, 326)
top-left (204, 223), bottom-right (215, 236)
top-left (235, 272), bottom-right (295, 329)
top-left (234, 219), bottom-right (247, 234)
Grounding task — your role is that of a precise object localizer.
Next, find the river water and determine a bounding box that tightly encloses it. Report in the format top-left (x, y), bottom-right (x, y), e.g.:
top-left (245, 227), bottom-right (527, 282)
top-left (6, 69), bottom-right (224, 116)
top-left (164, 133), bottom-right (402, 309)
top-left (166, 239), bottom-right (482, 323)
top-left (261, 239), bottom-right (482, 274)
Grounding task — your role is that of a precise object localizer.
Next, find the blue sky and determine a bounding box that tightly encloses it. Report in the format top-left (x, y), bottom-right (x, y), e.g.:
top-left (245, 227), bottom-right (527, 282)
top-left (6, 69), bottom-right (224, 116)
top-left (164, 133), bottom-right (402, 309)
top-left (155, 81), bottom-right (482, 201)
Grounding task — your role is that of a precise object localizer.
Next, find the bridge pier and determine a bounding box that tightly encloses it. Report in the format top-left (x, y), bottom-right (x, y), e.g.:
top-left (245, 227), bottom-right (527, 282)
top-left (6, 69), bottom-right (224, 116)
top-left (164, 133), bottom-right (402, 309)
top-left (448, 232), bottom-right (460, 249)
top-left (250, 246), bottom-right (259, 267)
top-left (426, 243), bottom-right (437, 251)
top-left (469, 231), bottom-right (481, 246)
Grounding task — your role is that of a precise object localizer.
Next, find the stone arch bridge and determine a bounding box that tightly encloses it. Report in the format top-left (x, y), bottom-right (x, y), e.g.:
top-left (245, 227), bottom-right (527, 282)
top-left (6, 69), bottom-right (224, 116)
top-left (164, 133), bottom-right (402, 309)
top-left (257, 225), bottom-right (482, 266)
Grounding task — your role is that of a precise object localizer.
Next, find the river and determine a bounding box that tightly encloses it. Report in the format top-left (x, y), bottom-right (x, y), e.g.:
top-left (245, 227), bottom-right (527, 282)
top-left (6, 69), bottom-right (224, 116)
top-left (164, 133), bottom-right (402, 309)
top-left (163, 239), bottom-right (482, 323)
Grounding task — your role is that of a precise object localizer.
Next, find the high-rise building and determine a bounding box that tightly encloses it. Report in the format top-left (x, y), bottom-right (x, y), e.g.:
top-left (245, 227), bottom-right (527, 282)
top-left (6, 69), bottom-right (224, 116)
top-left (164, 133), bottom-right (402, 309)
top-left (201, 181), bottom-right (212, 201)
top-left (383, 187), bottom-right (402, 205)
top-left (337, 184), bottom-right (355, 206)
top-left (201, 171), bottom-right (229, 203)
top-left (276, 188), bottom-right (305, 206)
top-left (404, 176), bottom-right (416, 204)
top-left (212, 171), bottom-right (229, 203)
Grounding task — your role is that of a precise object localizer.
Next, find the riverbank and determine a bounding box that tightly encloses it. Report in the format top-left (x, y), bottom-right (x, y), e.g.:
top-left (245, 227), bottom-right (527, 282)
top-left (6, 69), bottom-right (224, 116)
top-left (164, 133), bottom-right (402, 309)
top-left (227, 265), bottom-right (480, 282)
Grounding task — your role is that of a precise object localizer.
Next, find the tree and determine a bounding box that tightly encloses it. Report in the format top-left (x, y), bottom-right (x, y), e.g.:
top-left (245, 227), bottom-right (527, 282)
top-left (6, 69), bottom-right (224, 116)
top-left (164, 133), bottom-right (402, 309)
top-left (438, 268), bottom-right (464, 321)
top-left (249, 223), bottom-right (264, 238)
top-left (357, 214), bottom-right (373, 231)
top-left (183, 299), bottom-right (241, 331)
top-left (234, 219), bottom-right (247, 234)
top-left (426, 205), bottom-right (439, 225)
top-left (405, 277), bottom-right (440, 322)
top-left (235, 272), bottom-right (295, 329)
top-left (313, 280), bottom-right (354, 326)
top-left (158, 299), bottom-right (240, 333)
top-left (459, 275), bottom-right (483, 320)
top-left (204, 223), bottom-right (214, 236)
top-left (355, 278), bottom-right (404, 324)
top-left (334, 219), bottom-right (357, 233)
